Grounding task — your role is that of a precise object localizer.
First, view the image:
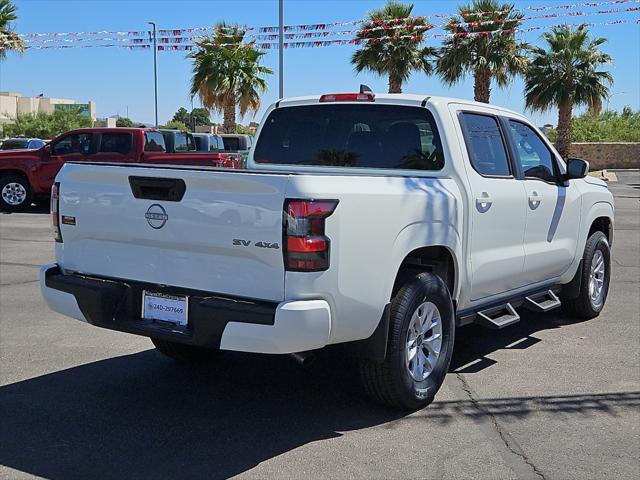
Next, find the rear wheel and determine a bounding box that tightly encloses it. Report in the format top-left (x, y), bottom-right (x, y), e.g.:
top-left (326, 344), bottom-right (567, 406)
top-left (151, 338), bottom-right (221, 363)
top-left (0, 175), bottom-right (32, 212)
top-left (562, 231), bottom-right (611, 319)
top-left (359, 272), bottom-right (455, 410)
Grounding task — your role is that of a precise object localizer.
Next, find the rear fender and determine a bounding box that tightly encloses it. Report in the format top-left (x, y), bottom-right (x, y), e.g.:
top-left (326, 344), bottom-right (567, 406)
top-left (386, 222), bottom-right (462, 302)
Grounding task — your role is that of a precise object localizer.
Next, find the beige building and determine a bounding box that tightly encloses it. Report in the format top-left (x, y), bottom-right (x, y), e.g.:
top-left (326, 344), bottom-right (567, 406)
top-left (0, 91), bottom-right (97, 126)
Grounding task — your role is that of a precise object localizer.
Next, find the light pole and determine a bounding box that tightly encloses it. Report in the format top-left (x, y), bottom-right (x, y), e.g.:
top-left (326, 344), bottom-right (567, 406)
top-left (148, 21), bottom-right (159, 128)
top-left (279, 0), bottom-right (284, 99)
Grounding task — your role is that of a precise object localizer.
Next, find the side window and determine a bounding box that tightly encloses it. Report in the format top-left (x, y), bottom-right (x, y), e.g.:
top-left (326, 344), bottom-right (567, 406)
top-left (461, 113), bottom-right (511, 176)
top-left (508, 120), bottom-right (557, 182)
top-left (174, 133), bottom-right (194, 152)
top-left (193, 136), bottom-right (203, 150)
top-left (144, 132), bottom-right (166, 152)
top-left (51, 133), bottom-right (93, 156)
top-left (99, 133), bottom-right (132, 154)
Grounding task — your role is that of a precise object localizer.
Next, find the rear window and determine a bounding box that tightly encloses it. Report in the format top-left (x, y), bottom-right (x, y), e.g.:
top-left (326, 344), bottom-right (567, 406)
top-left (223, 137), bottom-right (240, 151)
top-left (100, 132), bottom-right (132, 154)
top-left (0, 139), bottom-right (29, 150)
top-left (175, 133), bottom-right (195, 152)
top-left (144, 132), bottom-right (166, 152)
top-left (254, 104), bottom-right (444, 170)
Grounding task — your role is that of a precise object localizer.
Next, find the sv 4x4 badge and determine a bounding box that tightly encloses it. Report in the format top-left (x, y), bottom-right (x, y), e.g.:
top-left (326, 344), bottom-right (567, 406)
top-left (233, 239), bottom-right (280, 249)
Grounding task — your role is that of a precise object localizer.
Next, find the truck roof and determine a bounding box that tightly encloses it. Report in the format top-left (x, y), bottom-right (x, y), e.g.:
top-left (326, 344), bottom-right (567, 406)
top-left (275, 93), bottom-right (523, 118)
top-left (56, 127), bottom-right (160, 135)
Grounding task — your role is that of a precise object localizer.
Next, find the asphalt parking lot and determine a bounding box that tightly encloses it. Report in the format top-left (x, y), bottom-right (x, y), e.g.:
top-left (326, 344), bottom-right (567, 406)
top-left (1, 171), bottom-right (638, 480)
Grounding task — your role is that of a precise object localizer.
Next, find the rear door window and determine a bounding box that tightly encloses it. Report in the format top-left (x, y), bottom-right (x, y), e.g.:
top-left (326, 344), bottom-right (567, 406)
top-left (144, 132), bottom-right (166, 152)
top-left (460, 113), bottom-right (511, 177)
top-left (254, 104), bottom-right (444, 170)
top-left (99, 132), bottom-right (132, 154)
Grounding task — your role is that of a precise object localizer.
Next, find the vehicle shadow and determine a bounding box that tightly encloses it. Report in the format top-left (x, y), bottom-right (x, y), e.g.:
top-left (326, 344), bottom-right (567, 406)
top-left (0, 350), bottom-right (405, 480)
top-left (0, 203), bottom-right (49, 215)
top-left (2, 312), bottom-right (637, 480)
top-left (451, 308), bottom-right (579, 373)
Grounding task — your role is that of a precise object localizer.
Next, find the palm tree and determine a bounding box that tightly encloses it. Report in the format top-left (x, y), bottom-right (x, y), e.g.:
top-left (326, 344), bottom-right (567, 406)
top-left (437, 0), bottom-right (527, 103)
top-left (0, 0), bottom-right (24, 59)
top-left (189, 24), bottom-right (272, 134)
top-left (351, 1), bottom-right (436, 94)
top-left (525, 25), bottom-right (612, 159)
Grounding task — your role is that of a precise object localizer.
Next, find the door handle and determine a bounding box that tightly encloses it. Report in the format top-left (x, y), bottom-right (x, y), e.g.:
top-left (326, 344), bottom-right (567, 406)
top-left (528, 191), bottom-right (542, 209)
top-left (476, 192), bottom-right (493, 211)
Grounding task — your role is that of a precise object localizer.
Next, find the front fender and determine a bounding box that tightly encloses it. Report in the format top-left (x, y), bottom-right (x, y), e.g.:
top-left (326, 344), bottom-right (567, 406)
top-left (562, 200), bottom-right (614, 284)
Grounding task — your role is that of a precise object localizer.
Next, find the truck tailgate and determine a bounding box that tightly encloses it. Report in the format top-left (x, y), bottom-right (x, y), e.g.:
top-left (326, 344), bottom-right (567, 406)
top-left (56, 164), bottom-right (289, 302)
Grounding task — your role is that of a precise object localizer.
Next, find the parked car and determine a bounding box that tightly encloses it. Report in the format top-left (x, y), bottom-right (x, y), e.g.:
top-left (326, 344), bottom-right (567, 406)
top-left (219, 134), bottom-right (253, 168)
top-left (0, 127), bottom-right (241, 211)
top-left (0, 137), bottom-right (46, 150)
top-left (192, 133), bottom-right (225, 152)
top-left (192, 132), bottom-right (243, 169)
top-left (40, 92), bottom-right (614, 410)
top-left (159, 129), bottom-right (197, 153)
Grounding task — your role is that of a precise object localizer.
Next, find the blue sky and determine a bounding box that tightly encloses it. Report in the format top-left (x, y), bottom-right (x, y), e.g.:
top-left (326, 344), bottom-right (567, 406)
top-left (1, 0), bottom-right (638, 126)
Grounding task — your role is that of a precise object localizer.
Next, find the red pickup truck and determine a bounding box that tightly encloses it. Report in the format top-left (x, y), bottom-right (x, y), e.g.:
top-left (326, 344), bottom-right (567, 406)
top-left (0, 127), bottom-right (242, 211)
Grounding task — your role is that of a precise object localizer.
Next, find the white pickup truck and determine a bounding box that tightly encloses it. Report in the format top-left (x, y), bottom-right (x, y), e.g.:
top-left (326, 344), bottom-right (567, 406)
top-left (40, 92), bottom-right (614, 409)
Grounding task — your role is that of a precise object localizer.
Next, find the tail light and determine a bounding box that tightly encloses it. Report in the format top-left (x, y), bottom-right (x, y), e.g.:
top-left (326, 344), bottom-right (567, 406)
top-left (51, 182), bottom-right (62, 242)
top-left (284, 199), bottom-right (338, 272)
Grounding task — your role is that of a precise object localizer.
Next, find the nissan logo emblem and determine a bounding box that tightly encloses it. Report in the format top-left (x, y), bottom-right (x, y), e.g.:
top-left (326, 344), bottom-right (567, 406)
top-left (145, 204), bottom-right (168, 229)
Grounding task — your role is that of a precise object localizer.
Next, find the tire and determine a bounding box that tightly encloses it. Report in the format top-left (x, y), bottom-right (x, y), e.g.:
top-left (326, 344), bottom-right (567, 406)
top-left (562, 231), bottom-right (611, 319)
top-left (151, 338), bottom-right (221, 363)
top-left (359, 272), bottom-right (455, 410)
top-left (0, 175), bottom-right (32, 212)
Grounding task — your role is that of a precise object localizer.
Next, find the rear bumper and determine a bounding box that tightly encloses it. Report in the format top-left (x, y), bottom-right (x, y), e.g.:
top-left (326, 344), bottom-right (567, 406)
top-left (40, 263), bottom-right (331, 354)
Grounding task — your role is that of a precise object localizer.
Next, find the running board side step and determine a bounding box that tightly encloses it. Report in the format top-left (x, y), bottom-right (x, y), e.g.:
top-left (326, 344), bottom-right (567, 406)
top-left (523, 290), bottom-right (561, 313)
top-left (475, 303), bottom-right (520, 329)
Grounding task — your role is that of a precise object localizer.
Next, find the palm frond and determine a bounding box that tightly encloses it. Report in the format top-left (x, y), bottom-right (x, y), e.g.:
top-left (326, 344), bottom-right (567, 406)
top-left (524, 25), bottom-right (613, 113)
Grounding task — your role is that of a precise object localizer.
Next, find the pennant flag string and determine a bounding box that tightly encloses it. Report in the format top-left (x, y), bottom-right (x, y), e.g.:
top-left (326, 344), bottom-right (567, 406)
top-left (4, 3), bottom-right (637, 47)
top-left (3, 0), bottom-right (637, 41)
top-left (5, 17), bottom-right (636, 50)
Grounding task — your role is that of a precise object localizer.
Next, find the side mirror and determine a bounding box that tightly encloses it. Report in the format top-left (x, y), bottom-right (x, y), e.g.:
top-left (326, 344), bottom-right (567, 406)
top-left (565, 158), bottom-right (589, 180)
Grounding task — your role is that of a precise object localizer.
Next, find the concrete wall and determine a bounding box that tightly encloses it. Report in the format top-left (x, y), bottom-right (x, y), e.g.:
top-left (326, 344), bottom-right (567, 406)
top-left (570, 143), bottom-right (640, 170)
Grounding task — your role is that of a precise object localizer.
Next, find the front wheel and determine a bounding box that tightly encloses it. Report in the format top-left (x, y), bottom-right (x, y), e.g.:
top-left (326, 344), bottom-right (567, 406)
top-left (0, 175), bottom-right (32, 212)
top-left (359, 272), bottom-right (455, 410)
top-left (562, 231), bottom-right (611, 319)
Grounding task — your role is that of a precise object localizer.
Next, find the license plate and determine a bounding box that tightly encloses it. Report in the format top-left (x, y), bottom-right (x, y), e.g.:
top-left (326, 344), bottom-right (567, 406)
top-left (142, 291), bottom-right (188, 326)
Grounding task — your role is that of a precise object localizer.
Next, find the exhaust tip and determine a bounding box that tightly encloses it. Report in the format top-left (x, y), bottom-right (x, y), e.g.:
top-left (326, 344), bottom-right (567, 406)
top-left (290, 351), bottom-right (316, 367)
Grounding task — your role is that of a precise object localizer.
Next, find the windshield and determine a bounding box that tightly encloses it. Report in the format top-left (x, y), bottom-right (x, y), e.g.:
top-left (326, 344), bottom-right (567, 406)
top-left (254, 104), bottom-right (444, 170)
top-left (1, 139), bottom-right (30, 150)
